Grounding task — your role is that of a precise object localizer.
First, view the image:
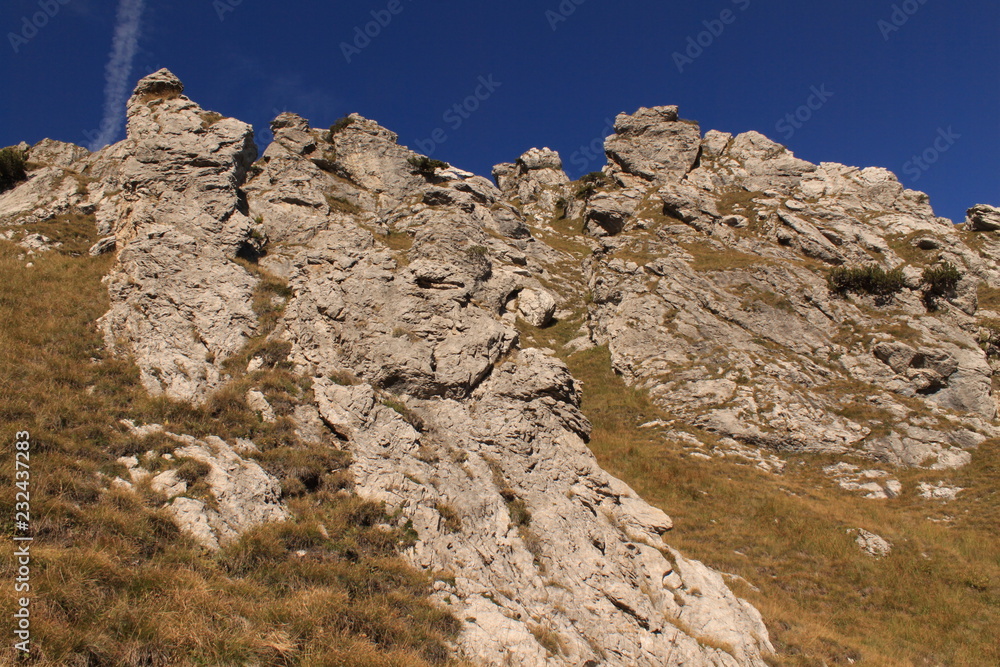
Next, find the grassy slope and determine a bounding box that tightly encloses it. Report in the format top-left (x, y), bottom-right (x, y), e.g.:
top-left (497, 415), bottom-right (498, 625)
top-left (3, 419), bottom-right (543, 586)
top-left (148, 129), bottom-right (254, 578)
top-left (0, 216), bottom-right (462, 666)
top-left (521, 198), bottom-right (1000, 666)
top-left (568, 346), bottom-right (999, 666)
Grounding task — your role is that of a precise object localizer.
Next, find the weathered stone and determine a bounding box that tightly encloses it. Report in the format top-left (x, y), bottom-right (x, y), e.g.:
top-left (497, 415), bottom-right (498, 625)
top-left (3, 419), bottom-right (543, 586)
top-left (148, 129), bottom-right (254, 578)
top-left (18, 68), bottom-right (1000, 665)
top-left (855, 529), bottom-right (892, 558)
top-left (918, 482), bottom-right (963, 501)
top-left (88, 235), bottom-right (117, 256)
top-left (966, 204), bottom-right (1000, 231)
top-left (98, 69), bottom-right (261, 402)
top-left (493, 147), bottom-right (570, 220)
top-left (605, 106), bottom-right (702, 185)
top-left (516, 288), bottom-right (557, 327)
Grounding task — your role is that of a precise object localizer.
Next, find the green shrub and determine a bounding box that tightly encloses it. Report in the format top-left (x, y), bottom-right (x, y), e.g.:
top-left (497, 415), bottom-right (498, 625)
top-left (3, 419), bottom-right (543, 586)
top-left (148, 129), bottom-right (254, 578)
top-left (827, 265), bottom-right (906, 297)
top-left (579, 171), bottom-right (608, 184)
top-left (922, 262), bottom-right (962, 295)
top-left (407, 155), bottom-right (449, 173)
top-left (0, 146), bottom-right (27, 192)
top-left (466, 245), bottom-right (489, 257)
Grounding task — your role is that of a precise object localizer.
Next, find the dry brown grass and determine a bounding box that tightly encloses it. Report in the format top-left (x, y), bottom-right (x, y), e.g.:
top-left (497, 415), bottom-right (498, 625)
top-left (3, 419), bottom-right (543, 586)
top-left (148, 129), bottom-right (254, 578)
top-left (716, 187), bottom-right (768, 231)
top-left (885, 231), bottom-right (943, 268)
top-left (531, 214), bottom-right (593, 258)
top-left (0, 217), bottom-right (464, 666)
top-left (566, 345), bottom-right (1000, 667)
top-left (682, 240), bottom-right (771, 272)
top-left (979, 284), bottom-right (1000, 313)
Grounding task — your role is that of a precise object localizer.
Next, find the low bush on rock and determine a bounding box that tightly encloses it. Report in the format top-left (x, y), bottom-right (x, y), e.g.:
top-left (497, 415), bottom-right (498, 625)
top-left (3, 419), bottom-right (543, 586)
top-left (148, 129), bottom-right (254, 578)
top-left (922, 262), bottom-right (962, 295)
top-left (574, 171), bottom-right (610, 199)
top-left (0, 146), bottom-right (27, 192)
top-left (827, 265), bottom-right (905, 297)
top-left (408, 156), bottom-right (449, 174)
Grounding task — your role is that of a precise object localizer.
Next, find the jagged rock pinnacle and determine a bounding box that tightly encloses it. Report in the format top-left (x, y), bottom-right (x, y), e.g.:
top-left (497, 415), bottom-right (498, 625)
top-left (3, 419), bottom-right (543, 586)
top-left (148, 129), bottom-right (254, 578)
top-left (130, 67), bottom-right (185, 103)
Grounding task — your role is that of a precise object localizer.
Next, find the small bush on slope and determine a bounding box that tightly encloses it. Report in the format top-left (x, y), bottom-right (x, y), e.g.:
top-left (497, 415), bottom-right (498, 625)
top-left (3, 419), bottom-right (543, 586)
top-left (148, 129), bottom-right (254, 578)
top-left (0, 146), bottom-right (27, 192)
top-left (408, 156), bottom-right (449, 173)
top-left (828, 265), bottom-right (906, 297)
top-left (0, 215), bottom-right (464, 666)
top-left (922, 262), bottom-right (962, 296)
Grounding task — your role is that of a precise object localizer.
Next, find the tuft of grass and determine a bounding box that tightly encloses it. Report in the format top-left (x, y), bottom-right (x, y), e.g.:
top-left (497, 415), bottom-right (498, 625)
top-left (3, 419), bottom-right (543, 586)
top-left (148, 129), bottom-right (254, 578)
top-left (327, 115), bottom-right (355, 139)
top-left (256, 446), bottom-right (352, 497)
top-left (684, 241), bottom-right (770, 273)
top-left (529, 623), bottom-right (564, 656)
top-left (740, 288), bottom-right (795, 313)
top-left (326, 193), bottom-right (361, 216)
top-left (435, 503), bottom-right (462, 533)
top-left (174, 457), bottom-right (212, 485)
top-left (381, 397), bottom-right (425, 431)
top-left (329, 369), bottom-right (361, 386)
top-left (978, 284), bottom-right (1000, 312)
top-left (507, 498), bottom-right (531, 527)
top-left (383, 230), bottom-right (414, 252)
top-left (229, 257), bottom-right (293, 337)
top-left (199, 111), bottom-right (224, 129)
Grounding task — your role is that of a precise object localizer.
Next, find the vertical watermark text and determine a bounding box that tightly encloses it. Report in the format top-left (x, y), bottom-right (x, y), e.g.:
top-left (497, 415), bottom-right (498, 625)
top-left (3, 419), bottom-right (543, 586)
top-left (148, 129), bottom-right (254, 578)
top-left (12, 431), bottom-right (32, 655)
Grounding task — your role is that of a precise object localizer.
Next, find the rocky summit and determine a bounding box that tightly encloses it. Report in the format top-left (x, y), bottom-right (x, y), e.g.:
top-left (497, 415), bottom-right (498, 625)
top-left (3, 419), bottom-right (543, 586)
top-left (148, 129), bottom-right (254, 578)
top-left (3, 68), bottom-right (1000, 665)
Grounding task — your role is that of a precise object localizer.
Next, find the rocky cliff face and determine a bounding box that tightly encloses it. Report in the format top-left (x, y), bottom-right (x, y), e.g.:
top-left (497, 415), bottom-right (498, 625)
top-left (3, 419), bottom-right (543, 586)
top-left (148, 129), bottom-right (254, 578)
top-left (4, 69), bottom-right (1000, 666)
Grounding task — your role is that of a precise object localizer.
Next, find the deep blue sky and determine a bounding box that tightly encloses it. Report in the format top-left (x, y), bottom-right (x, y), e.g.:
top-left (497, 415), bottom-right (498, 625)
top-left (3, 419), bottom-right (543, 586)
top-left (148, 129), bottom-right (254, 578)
top-left (2, 0), bottom-right (997, 221)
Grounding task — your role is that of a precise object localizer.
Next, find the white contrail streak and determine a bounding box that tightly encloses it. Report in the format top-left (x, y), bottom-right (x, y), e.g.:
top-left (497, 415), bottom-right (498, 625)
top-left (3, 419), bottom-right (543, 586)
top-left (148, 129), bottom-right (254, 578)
top-left (89, 0), bottom-right (145, 150)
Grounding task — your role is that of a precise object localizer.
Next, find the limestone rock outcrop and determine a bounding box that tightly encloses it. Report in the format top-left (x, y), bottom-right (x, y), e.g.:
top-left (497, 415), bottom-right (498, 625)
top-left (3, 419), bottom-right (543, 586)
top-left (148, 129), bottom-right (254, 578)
top-left (966, 204), bottom-right (1000, 232)
top-left (604, 106), bottom-right (702, 187)
top-left (117, 423), bottom-right (289, 550)
top-left (245, 114), bottom-right (773, 662)
top-left (99, 69), bottom-right (262, 402)
top-left (557, 105), bottom-right (999, 473)
top-left (494, 147), bottom-right (571, 219)
top-left (7, 70), bottom-right (1000, 666)
top-left (74, 73), bottom-right (776, 666)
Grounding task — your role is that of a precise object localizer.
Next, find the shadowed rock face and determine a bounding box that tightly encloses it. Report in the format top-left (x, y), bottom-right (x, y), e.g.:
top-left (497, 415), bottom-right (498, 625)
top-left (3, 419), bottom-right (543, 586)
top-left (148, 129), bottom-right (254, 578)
top-left (6, 69), bottom-right (1000, 665)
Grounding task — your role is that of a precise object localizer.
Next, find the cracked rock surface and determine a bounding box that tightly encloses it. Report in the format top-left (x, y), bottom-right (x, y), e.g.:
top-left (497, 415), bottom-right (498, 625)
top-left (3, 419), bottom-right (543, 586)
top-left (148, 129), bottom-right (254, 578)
top-left (6, 71), bottom-right (1000, 666)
